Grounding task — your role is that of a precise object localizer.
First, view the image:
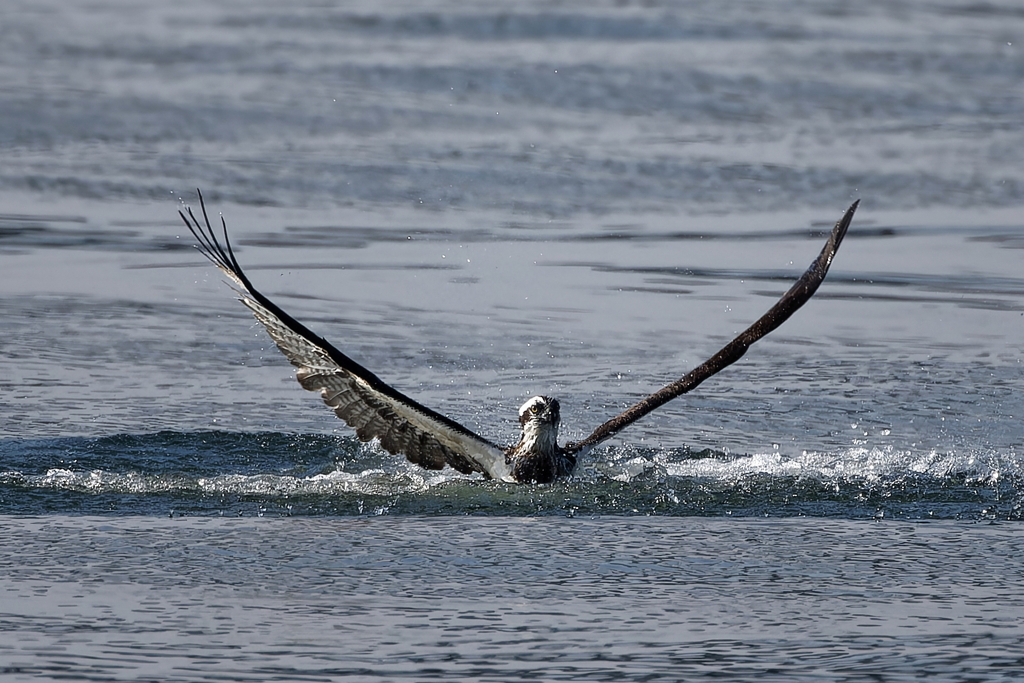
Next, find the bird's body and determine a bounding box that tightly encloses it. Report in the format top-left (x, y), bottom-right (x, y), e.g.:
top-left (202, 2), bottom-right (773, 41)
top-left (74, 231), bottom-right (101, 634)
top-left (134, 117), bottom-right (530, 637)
top-left (179, 193), bottom-right (858, 484)
top-left (505, 396), bottom-right (575, 483)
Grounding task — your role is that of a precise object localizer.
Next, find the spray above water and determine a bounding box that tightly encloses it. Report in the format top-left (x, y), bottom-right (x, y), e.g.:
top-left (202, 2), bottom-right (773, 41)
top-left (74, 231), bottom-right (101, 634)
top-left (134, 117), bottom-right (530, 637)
top-left (3, 432), bottom-right (1020, 519)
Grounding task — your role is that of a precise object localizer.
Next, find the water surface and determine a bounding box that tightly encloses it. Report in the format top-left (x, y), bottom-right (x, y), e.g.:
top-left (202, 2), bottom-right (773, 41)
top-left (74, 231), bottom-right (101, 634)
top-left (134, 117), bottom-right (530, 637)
top-left (2, 0), bottom-right (1024, 679)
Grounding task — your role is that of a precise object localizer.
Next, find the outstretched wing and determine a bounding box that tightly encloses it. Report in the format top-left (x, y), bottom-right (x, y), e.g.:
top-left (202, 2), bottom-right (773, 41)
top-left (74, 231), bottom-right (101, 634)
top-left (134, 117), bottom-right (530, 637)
top-left (565, 200), bottom-right (859, 457)
top-left (179, 191), bottom-right (512, 481)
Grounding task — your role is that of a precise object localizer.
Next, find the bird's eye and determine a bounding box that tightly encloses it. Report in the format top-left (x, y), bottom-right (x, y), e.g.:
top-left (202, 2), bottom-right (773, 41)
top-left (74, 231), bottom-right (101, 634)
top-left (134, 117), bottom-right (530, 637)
top-left (530, 405), bottom-right (540, 414)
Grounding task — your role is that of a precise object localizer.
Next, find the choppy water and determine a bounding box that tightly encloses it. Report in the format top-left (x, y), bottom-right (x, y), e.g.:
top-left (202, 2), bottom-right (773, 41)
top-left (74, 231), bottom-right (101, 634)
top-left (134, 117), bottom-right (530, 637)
top-left (4, 515), bottom-right (1024, 682)
top-left (2, 0), bottom-right (1024, 680)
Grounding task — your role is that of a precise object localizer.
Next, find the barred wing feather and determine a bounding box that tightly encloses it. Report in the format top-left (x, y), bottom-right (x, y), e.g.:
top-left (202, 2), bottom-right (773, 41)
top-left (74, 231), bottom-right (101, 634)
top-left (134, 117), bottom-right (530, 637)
top-left (179, 192), bottom-right (512, 482)
top-left (565, 199), bottom-right (859, 457)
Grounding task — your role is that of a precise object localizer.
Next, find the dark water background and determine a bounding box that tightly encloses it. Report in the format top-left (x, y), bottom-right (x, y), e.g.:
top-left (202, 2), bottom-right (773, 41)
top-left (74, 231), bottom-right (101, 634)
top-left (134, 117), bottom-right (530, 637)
top-left (2, 0), bottom-right (1024, 680)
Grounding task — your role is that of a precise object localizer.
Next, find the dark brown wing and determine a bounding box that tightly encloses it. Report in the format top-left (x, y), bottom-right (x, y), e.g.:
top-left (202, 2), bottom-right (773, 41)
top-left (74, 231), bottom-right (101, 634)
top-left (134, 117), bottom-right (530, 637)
top-left (179, 191), bottom-right (512, 481)
top-left (564, 200), bottom-right (859, 457)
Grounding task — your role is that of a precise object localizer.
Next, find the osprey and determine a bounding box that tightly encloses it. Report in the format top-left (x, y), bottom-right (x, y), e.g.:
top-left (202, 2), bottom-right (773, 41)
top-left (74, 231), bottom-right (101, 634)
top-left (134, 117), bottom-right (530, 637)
top-left (180, 193), bottom-right (858, 484)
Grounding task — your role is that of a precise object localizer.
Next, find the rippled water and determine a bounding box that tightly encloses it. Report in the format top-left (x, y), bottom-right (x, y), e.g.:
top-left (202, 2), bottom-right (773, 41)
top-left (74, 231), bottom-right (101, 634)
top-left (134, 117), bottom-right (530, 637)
top-left (2, 0), bottom-right (1024, 679)
top-left (4, 515), bottom-right (1024, 681)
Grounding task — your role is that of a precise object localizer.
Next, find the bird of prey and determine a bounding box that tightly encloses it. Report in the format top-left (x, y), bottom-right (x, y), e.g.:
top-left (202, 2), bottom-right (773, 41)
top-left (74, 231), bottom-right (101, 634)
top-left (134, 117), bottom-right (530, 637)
top-left (180, 193), bottom-right (858, 483)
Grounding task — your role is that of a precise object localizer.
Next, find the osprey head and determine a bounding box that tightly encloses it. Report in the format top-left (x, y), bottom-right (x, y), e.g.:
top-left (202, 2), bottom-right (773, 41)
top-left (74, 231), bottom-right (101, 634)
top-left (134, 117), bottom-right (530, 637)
top-left (518, 395), bottom-right (561, 431)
